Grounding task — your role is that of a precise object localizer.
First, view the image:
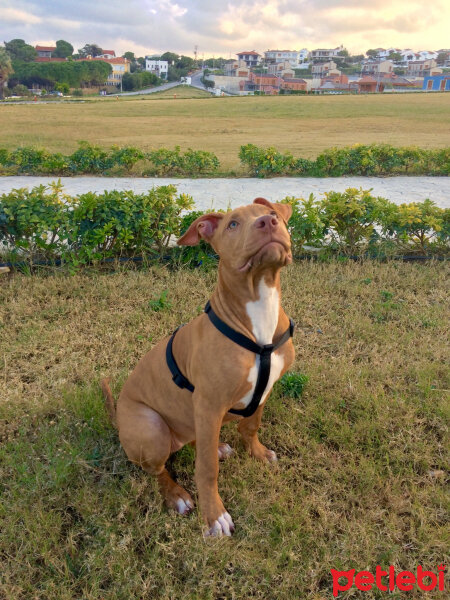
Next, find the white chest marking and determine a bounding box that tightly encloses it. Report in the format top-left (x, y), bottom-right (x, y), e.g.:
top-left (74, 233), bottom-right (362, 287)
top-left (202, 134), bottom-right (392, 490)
top-left (235, 280), bottom-right (285, 410)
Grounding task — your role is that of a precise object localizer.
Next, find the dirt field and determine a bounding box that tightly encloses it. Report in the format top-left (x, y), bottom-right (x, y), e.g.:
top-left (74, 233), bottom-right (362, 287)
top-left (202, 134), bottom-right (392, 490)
top-left (1, 92), bottom-right (449, 171)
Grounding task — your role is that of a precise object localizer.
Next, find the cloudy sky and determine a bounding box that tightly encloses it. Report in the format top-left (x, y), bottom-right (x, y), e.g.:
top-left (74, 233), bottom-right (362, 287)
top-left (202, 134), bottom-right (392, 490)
top-left (1, 0), bottom-right (449, 58)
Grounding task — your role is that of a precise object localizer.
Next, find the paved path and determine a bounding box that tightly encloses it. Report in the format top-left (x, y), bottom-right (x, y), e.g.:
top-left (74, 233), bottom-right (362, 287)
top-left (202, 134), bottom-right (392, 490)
top-left (117, 80), bottom-right (181, 96)
top-left (0, 176), bottom-right (448, 209)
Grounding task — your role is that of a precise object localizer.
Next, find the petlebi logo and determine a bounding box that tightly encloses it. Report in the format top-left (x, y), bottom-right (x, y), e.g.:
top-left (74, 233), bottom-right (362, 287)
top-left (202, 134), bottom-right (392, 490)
top-left (330, 564), bottom-right (446, 596)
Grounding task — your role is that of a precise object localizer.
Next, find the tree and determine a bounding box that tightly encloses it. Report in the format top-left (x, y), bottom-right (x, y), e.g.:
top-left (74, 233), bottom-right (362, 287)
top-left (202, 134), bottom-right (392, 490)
top-left (78, 44), bottom-right (103, 58)
top-left (54, 40), bottom-right (73, 58)
top-left (123, 51), bottom-right (135, 61)
top-left (4, 38), bottom-right (37, 62)
top-left (436, 52), bottom-right (448, 66)
top-left (160, 52), bottom-right (179, 65)
top-left (366, 49), bottom-right (379, 58)
top-left (0, 46), bottom-right (13, 99)
top-left (337, 49), bottom-right (349, 58)
top-left (388, 52), bottom-right (402, 63)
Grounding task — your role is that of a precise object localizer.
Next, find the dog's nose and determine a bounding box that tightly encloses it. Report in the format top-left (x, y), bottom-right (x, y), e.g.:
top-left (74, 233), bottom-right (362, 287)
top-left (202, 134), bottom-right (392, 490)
top-left (255, 214), bottom-right (278, 231)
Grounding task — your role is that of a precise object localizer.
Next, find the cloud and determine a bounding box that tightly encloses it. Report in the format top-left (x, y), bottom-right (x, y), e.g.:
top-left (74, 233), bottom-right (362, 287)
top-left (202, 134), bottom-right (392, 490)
top-left (0, 0), bottom-right (448, 56)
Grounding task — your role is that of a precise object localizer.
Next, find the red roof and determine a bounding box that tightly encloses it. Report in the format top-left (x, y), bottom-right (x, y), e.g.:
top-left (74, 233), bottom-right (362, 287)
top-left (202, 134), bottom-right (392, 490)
top-left (101, 50), bottom-right (116, 56)
top-left (93, 57), bottom-right (127, 64)
top-left (35, 45), bottom-right (56, 52)
top-left (237, 51), bottom-right (260, 56)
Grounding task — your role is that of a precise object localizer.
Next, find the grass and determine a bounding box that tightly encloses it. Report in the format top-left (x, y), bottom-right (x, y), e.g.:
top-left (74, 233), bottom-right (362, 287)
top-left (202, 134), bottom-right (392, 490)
top-left (0, 260), bottom-right (448, 599)
top-left (0, 93), bottom-right (449, 172)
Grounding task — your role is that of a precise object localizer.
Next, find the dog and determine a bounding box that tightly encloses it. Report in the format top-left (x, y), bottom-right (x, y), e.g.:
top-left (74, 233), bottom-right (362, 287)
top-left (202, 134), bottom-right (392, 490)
top-left (102, 197), bottom-right (295, 536)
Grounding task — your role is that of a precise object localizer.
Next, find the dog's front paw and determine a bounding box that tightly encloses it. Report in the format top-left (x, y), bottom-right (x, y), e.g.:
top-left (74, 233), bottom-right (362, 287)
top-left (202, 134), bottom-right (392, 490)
top-left (204, 511), bottom-right (235, 537)
top-left (218, 442), bottom-right (233, 460)
top-left (249, 440), bottom-right (278, 464)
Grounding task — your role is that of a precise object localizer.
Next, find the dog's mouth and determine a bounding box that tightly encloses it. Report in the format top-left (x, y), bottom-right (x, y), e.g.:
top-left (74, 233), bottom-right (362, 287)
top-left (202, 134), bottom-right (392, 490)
top-left (238, 240), bottom-right (292, 272)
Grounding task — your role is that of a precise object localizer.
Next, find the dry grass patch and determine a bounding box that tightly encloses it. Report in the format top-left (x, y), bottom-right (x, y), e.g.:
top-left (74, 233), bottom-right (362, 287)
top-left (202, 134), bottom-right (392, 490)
top-left (0, 93), bottom-right (449, 171)
top-left (0, 261), bottom-right (448, 599)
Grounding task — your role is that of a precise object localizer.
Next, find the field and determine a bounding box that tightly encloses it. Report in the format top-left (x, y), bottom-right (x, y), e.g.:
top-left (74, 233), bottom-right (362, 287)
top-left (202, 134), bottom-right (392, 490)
top-left (1, 92), bottom-right (449, 171)
top-left (0, 260), bottom-right (448, 599)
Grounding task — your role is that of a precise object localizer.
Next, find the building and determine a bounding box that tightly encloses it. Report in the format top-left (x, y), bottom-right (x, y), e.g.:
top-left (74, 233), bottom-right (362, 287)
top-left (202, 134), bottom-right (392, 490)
top-left (311, 61), bottom-right (337, 77)
top-left (310, 46), bottom-right (343, 62)
top-left (35, 45), bottom-right (56, 58)
top-left (423, 75), bottom-right (450, 91)
top-left (267, 61), bottom-right (295, 77)
top-left (236, 51), bottom-right (262, 68)
top-left (407, 59), bottom-right (437, 77)
top-left (224, 60), bottom-right (250, 78)
top-left (93, 57), bottom-right (130, 86)
top-left (361, 60), bottom-right (394, 75)
top-left (280, 78), bottom-right (308, 92)
top-left (145, 58), bottom-right (169, 79)
top-left (264, 49), bottom-right (308, 68)
top-left (99, 50), bottom-right (116, 59)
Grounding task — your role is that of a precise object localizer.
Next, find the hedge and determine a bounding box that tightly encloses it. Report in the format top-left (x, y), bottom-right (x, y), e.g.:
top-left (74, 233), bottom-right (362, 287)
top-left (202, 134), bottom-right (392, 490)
top-left (0, 142), bottom-right (220, 176)
top-left (0, 184), bottom-right (448, 271)
top-left (239, 143), bottom-right (450, 177)
top-left (1, 142), bottom-right (449, 177)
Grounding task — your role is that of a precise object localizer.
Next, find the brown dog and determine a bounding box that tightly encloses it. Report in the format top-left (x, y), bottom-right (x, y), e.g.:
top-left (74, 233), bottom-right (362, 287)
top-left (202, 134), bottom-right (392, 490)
top-left (102, 197), bottom-right (295, 536)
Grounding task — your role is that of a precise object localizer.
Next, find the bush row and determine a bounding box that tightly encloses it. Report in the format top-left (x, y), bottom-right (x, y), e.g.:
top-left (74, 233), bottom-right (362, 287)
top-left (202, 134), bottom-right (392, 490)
top-left (1, 184), bottom-right (448, 271)
top-left (0, 143), bottom-right (220, 176)
top-left (239, 143), bottom-right (450, 177)
top-left (1, 143), bottom-right (449, 177)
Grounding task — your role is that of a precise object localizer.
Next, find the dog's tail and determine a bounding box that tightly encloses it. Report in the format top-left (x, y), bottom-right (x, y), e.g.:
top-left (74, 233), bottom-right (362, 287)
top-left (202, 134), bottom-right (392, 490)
top-left (101, 377), bottom-right (117, 429)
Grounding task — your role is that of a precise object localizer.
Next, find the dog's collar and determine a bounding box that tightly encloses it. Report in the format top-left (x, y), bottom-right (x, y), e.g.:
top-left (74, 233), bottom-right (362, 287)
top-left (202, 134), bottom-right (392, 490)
top-left (166, 301), bottom-right (295, 418)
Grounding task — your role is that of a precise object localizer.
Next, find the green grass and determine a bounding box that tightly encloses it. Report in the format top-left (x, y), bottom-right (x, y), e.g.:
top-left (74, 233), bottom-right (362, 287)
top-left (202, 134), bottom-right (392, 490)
top-left (0, 93), bottom-right (449, 171)
top-left (0, 261), bottom-right (448, 599)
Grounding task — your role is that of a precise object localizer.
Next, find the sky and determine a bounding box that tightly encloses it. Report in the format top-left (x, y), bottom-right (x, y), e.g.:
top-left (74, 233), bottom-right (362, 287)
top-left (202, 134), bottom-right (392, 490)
top-left (1, 0), bottom-right (449, 58)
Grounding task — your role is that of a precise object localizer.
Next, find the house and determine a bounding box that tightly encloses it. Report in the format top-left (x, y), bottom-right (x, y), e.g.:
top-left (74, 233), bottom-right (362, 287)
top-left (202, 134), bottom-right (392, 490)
top-left (35, 45), bottom-right (56, 58)
top-left (93, 57), bottom-right (130, 86)
top-left (280, 78), bottom-right (307, 92)
top-left (423, 75), bottom-right (450, 91)
top-left (243, 72), bottom-right (282, 94)
top-left (321, 73), bottom-right (349, 86)
top-left (264, 49), bottom-right (308, 68)
top-left (236, 51), bottom-right (262, 68)
top-left (361, 60), bottom-right (394, 75)
top-left (267, 61), bottom-right (295, 77)
top-left (99, 50), bottom-right (116, 59)
top-left (358, 76), bottom-right (384, 93)
top-left (224, 60), bottom-right (250, 78)
top-left (145, 58), bottom-right (169, 79)
top-left (310, 47), bottom-right (343, 62)
top-left (407, 59), bottom-right (437, 77)
top-left (311, 61), bottom-right (337, 77)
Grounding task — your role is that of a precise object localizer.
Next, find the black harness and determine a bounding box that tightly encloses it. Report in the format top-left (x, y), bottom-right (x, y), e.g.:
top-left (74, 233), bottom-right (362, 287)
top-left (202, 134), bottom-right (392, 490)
top-left (166, 301), bottom-right (295, 418)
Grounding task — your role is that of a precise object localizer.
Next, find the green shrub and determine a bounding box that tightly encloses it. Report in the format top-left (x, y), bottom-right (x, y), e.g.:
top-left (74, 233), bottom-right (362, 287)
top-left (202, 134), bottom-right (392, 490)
top-left (109, 146), bottom-right (145, 171)
top-left (72, 89), bottom-right (83, 97)
top-left (8, 147), bottom-right (49, 173)
top-left (0, 148), bottom-right (10, 165)
top-left (281, 194), bottom-right (327, 253)
top-left (182, 148), bottom-right (220, 174)
top-left (41, 153), bottom-right (71, 175)
top-left (0, 181), bottom-right (69, 262)
top-left (239, 144), bottom-right (297, 177)
top-left (69, 141), bottom-right (114, 174)
top-left (65, 185), bottom-right (193, 267)
top-left (147, 146), bottom-right (220, 176)
top-left (320, 188), bottom-right (385, 255)
top-left (379, 199), bottom-right (447, 254)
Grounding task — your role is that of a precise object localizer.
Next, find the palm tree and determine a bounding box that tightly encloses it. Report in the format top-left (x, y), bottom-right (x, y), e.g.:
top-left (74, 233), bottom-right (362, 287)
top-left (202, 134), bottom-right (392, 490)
top-left (0, 47), bottom-right (13, 100)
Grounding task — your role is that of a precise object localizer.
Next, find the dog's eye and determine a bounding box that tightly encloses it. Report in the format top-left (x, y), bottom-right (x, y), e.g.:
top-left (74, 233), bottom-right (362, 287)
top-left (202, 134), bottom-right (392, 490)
top-left (270, 211), bottom-right (278, 218)
top-left (228, 220), bottom-right (239, 230)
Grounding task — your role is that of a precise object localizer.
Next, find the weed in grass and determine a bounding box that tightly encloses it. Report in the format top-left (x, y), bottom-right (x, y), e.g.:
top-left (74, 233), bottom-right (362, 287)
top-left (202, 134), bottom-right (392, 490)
top-left (148, 289), bottom-right (172, 312)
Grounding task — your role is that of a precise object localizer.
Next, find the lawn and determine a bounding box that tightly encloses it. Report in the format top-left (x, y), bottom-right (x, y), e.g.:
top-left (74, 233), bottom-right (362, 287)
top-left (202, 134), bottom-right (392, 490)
top-left (0, 92), bottom-right (449, 171)
top-left (0, 260), bottom-right (448, 599)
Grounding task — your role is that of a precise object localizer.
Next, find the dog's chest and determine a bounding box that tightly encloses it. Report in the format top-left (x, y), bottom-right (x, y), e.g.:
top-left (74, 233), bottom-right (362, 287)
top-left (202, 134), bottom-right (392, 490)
top-left (235, 281), bottom-right (285, 409)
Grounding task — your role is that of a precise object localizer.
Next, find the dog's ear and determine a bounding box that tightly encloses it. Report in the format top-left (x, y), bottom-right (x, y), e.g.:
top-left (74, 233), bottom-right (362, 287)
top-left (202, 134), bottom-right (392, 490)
top-left (177, 213), bottom-right (224, 246)
top-left (253, 197), bottom-right (292, 223)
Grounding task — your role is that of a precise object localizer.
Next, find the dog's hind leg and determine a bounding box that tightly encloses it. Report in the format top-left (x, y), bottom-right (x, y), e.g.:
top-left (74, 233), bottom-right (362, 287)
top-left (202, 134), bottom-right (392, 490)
top-left (117, 397), bottom-right (194, 515)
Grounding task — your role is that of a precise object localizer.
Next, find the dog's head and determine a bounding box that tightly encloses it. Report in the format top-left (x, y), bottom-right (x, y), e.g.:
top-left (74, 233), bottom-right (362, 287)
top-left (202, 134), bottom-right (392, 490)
top-left (178, 198), bottom-right (292, 273)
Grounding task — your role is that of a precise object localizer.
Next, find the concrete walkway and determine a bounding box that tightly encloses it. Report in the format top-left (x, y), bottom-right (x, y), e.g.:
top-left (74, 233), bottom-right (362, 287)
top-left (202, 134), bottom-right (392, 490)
top-left (0, 176), bottom-right (448, 209)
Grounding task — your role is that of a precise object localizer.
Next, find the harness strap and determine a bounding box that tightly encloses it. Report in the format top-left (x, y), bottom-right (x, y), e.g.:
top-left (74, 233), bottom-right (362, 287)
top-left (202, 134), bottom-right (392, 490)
top-left (166, 300), bottom-right (295, 418)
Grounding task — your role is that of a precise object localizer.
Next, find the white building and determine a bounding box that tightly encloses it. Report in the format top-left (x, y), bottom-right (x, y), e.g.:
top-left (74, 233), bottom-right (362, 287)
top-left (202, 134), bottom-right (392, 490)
top-left (264, 49), bottom-right (309, 68)
top-left (145, 58), bottom-right (169, 79)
